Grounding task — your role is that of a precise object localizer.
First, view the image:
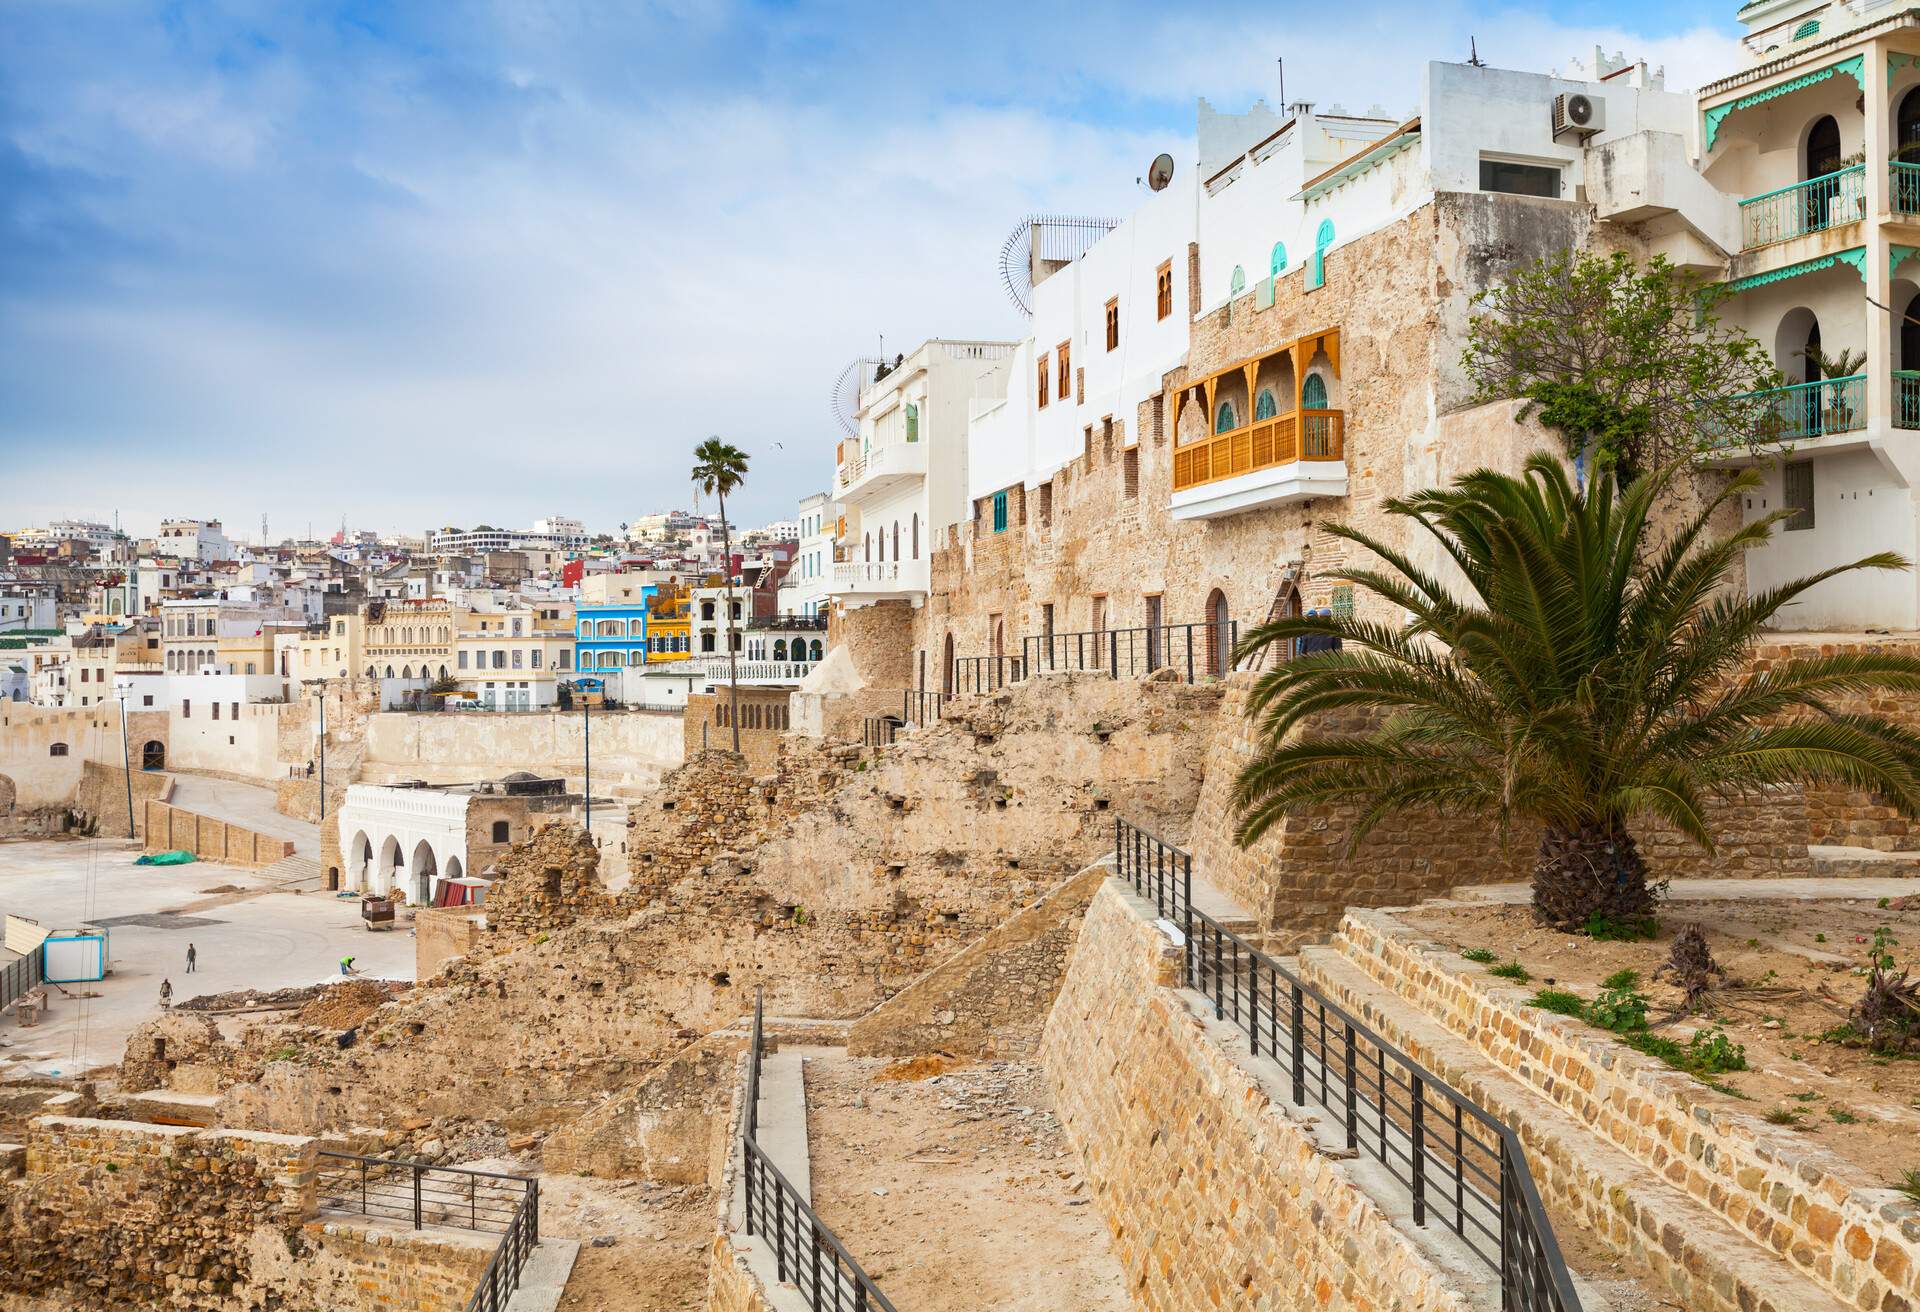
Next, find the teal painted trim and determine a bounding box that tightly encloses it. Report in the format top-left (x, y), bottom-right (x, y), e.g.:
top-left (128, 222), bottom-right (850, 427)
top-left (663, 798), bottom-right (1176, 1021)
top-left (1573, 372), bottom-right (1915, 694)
top-left (1230, 265), bottom-right (1246, 296)
top-left (1793, 19), bottom-right (1820, 39)
top-left (1270, 241), bottom-right (1287, 276)
top-left (1894, 245), bottom-right (1920, 279)
top-left (1705, 55), bottom-right (1866, 151)
top-left (1722, 246), bottom-right (1864, 293)
top-left (1894, 51), bottom-right (1920, 89)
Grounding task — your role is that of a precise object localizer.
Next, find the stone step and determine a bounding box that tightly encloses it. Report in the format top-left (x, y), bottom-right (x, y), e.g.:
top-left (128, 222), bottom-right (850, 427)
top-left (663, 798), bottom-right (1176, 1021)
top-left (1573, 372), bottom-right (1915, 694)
top-left (502, 1238), bottom-right (580, 1312)
top-left (259, 853), bottom-right (326, 890)
top-left (1293, 945), bottom-right (1852, 1312)
top-left (1809, 844), bottom-right (1920, 878)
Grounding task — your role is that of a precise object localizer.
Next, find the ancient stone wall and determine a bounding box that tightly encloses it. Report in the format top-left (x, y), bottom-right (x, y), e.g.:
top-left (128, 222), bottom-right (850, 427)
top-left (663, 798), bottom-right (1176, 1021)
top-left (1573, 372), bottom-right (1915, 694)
top-left (1039, 881), bottom-right (1475, 1312)
top-left (682, 688), bottom-right (792, 774)
top-left (72, 759), bottom-right (170, 839)
top-left (141, 800), bottom-right (295, 866)
top-left (414, 906), bottom-right (486, 977)
top-left (826, 601), bottom-right (917, 690)
top-left (543, 1025), bottom-right (748, 1185)
top-left (846, 864), bottom-right (1105, 1059)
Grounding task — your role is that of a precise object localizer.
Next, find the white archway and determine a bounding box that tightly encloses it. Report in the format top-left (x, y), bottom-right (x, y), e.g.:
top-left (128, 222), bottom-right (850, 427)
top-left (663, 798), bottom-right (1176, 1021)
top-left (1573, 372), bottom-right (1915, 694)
top-left (409, 839), bottom-right (438, 906)
top-left (377, 835), bottom-right (402, 896)
top-left (348, 830), bottom-right (371, 891)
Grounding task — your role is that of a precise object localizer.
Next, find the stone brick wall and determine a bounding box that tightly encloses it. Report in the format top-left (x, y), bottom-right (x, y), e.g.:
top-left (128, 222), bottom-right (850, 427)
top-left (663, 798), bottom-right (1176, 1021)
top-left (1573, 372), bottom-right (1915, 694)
top-left (1333, 907), bottom-right (1920, 1312)
top-left (1189, 673), bottom-right (1816, 934)
top-left (846, 864), bottom-right (1105, 1059)
top-left (682, 688), bottom-right (792, 775)
top-left (272, 1218), bottom-right (496, 1312)
top-left (0, 1116), bottom-right (315, 1311)
top-left (414, 906), bottom-right (486, 977)
top-left (482, 824), bottom-right (611, 938)
top-left (543, 1025), bottom-right (748, 1185)
top-left (1039, 881), bottom-right (1476, 1312)
top-left (72, 758), bottom-right (170, 839)
top-left (141, 799), bottom-right (296, 866)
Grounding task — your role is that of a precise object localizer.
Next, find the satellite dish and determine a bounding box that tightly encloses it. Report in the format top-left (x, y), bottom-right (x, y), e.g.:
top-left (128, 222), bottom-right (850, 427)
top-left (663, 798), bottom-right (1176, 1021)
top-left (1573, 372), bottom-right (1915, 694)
top-left (831, 357), bottom-right (884, 438)
top-left (1147, 153), bottom-right (1175, 191)
top-left (996, 214), bottom-right (1121, 316)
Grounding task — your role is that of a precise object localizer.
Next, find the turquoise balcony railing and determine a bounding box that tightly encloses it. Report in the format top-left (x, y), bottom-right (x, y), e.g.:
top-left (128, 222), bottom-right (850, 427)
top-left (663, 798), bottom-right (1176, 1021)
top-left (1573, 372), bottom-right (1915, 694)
top-left (1897, 372), bottom-right (1920, 429)
top-left (1895, 162), bottom-right (1920, 215)
top-left (1739, 166), bottom-right (1865, 250)
top-left (1735, 374), bottom-right (1867, 442)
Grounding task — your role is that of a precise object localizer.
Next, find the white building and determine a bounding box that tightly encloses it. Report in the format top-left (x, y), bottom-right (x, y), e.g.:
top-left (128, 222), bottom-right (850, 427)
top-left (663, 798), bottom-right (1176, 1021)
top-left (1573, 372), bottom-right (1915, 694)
top-left (531, 516), bottom-right (589, 546)
top-left (832, 341), bottom-right (1017, 609)
top-left (156, 519), bottom-right (234, 565)
top-left (776, 492), bottom-right (836, 620)
top-left (0, 587), bottom-right (57, 632)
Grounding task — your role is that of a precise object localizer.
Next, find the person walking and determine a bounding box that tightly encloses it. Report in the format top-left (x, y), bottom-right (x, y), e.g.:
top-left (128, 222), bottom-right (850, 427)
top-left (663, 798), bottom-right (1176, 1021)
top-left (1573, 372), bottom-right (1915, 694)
top-left (158, 978), bottom-right (172, 1009)
top-left (185, 943), bottom-right (196, 973)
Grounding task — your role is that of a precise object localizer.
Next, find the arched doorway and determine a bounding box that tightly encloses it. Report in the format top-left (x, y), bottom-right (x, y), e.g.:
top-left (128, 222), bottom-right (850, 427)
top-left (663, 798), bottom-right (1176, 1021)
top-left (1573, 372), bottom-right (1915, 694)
top-left (1805, 115), bottom-right (1842, 232)
top-left (1900, 89), bottom-right (1920, 210)
top-left (377, 835), bottom-right (402, 896)
top-left (942, 633), bottom-right (956, 695)
top-left (1205, 588), bottom-right (1231, 679)
top-left (141, 740), bottom-right (165, 770)
top-left (409, 840), bottom-right (437, 906)
top-left (348, 831), bottom-right (371, 891)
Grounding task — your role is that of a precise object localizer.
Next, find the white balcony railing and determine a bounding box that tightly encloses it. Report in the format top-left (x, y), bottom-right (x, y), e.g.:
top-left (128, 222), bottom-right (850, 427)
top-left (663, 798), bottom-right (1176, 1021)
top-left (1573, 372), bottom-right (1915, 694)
top-left (687, 658), bottom-right (816, 684)
top-left (832, 558), bottom-right (930, 595)
top-left (835, 441), bottom-right (927, 494)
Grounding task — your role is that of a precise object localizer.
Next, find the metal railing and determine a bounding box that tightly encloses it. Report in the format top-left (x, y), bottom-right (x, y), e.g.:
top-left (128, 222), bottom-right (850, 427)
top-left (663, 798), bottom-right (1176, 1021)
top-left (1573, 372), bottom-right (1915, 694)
top-left (315, 1151), bottom-right (539, 1312)
top-left (1171, 410), bottom-right (1344, 492)
top-left (1023, 621), bottom-right (1239, 684)
top-left (1897, 372), bottom-right (1920, 430)
top-left (951, 655), bottom-right (1023, 695)
top-left (1, 949), bottom-right (42, 1013)
top-left (1112, 818), bottom-right (1582, 1312)
top-left (902, 689), bottom-right (946, 727)
top-left (745, 614), bottom-right (829, 631)
top-left (1895, 161), bottom-right (1920, 215)
top-left (1731, 373), bottom-right (1867, 442)
top-left (740, 991), bottom-right (896, 1311)
top-left (861, 716), bottom-right (900, 748)
top-left (1738, 165), bottom-right (1866, 249)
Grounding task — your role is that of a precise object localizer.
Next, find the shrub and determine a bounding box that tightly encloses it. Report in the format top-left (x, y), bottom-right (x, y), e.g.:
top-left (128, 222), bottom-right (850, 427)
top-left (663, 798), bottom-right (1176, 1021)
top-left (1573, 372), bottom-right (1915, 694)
top-left (1600, 968), bottom-right (1641, 990)
top-left (1460, 947), bottom-right (1497, 965)
top-left (1527, 988), bottom-right (1586, 1017)
top-left (1765, 1107), bottom-right (1805, 1127)
top-left (1687, 1027), bottom-right (1748, 1074)
top-left (1489, 962), bottom-right (1532, 983)
top-left (1588, 983), bottom-right (1650, 1033)
top-left (1585, 913), bottom-right (1658, 942)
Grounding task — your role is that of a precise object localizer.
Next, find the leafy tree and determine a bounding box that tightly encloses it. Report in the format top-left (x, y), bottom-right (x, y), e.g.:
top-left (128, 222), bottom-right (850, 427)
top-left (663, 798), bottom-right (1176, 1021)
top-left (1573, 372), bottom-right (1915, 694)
top-left (692, 437), bottom-right (751, 753)
top-left (1231, 453), bottom-right (1920, 930)
top-left (1463, 251), bottom-right (1784, 482)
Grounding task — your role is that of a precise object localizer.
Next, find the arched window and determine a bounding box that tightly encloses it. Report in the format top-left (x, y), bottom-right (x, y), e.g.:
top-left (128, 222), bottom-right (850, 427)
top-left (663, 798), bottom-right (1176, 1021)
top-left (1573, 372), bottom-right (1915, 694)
top-left (385, 666), bottom-right (395, 678)
top-left (1309, 219), bottom-right (1335, 290)
top-left (1255, 388), bottom-right (1279, 420)
top-left (1806, 115), bottom-right (1842, 180)
top-left (1215, 401), bottom-right (1238, 434)
top-left (1270, 242), bottom-right (1287, 277)
top-left (1229, 266), bottom-right (1246, 298)
top-left (1793, 18), bottom-right (1820, 38)
top-left (774, 639), bottom-right (788, 660)
top-left (48, 743), bottom-right (68, 756)
top-left (892, 522), bottom-right (900, 560)
top-left (810, 639), bottom-right (823, 661)
top-left (578, 621), bottom-right (590, 638)
top-left (1302, 375), bottom-right (1329, 410)
top-left (911, 513), bottom-right (920, 559)
top-left (401, 665), bottom-right (413, 679)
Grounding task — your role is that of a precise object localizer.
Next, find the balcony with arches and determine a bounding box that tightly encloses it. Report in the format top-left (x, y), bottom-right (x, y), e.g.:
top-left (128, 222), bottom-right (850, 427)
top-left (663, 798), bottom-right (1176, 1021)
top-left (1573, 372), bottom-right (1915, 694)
top-left (1168, 328), bottom-right (1346, 521)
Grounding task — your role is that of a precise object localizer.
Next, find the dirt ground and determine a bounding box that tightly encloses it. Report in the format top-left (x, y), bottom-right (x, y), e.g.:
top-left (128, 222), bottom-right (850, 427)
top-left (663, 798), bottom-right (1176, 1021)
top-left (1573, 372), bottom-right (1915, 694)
top-left (458, 1156), bottom-right (710, 1312)
top-left (802, 1055), bottom-right (1129, 1312)
top-left (1401, 897), bottom-right (1920, 1190)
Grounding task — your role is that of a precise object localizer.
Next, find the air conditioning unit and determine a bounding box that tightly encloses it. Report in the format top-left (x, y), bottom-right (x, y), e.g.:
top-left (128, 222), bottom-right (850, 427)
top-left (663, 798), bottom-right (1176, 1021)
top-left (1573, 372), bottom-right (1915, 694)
top-left (1552, 93), bottom-right (1605, 140)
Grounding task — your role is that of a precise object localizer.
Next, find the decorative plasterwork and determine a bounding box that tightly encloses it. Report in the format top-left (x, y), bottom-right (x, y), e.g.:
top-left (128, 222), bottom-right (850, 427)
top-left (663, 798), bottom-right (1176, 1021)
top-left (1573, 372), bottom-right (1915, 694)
top-left (1705, 56), bottom-right (1866, 152)
top-left (1896, 244), bottom-right (1920, 279)
top-left (1723, 247), bottom-right (1865, 293)
top-left (1893, 51), bottom-right (1920, 89)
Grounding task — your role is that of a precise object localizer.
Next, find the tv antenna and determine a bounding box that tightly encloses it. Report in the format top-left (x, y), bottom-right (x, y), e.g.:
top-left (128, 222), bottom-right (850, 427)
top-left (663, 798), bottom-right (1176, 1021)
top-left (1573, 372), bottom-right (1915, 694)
top-left (1469, 36), bottom-right (1484, 67)
top-left (831, 356), bottom-right (885, 437)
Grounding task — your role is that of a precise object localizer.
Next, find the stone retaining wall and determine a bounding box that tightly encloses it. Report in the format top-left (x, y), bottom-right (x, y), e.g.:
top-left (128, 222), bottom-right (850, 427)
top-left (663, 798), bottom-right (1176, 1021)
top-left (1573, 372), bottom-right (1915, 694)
top-left (1334, 907), bottom-right (1920, 1312)
top-left (141, 799), bottom-right (295, 867)
top-left (1038, 880), bottom-right (1477, 1312)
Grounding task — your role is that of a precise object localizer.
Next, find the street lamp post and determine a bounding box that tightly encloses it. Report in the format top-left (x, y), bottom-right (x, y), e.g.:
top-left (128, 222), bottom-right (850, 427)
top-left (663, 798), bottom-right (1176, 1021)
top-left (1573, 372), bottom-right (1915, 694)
top-left (316, 690), bottom-right (327, 823)
top-left (582, 687), bottom-right (591, 836)
top-left (113, 681), bottom-right (134, 839)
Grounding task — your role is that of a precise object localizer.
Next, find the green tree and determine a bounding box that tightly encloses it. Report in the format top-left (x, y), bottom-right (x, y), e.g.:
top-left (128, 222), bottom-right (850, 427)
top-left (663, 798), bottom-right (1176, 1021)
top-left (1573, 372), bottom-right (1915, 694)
top-left (692, 437), bottom-right (751, 753)
top-left (1463, 251), bottom-right (1784, 482)
top-left (1231, 453), bottom-right (1920, 930)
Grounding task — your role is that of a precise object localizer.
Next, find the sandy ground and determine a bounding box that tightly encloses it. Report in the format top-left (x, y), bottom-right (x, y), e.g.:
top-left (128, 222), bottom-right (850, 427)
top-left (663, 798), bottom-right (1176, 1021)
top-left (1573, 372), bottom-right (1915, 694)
top-left (802, 1055), bottom-right (1129, 1312)
top-left (1402, 897), bottom-right (1920, 1189)
top-left (0, 836), bottom-right (414, 1077)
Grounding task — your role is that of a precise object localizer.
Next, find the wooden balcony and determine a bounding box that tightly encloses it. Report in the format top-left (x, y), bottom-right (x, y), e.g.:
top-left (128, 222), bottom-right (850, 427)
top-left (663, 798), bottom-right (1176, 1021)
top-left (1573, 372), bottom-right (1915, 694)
top-left (1171, 410), bottom-right (1344, 492)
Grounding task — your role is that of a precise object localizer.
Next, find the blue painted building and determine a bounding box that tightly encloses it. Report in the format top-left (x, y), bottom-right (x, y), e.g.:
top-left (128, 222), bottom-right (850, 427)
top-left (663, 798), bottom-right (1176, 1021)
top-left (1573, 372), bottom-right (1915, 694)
top-left (574, 587), bottom-right (654, 678)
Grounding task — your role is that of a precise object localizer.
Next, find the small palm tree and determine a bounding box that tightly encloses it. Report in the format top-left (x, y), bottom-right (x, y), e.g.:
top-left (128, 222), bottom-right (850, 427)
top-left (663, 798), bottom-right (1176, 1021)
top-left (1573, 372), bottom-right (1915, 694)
top-left (1232, 452), bottom-right (1920, 930)
top-left (692, 437), bottom-right (751, 753)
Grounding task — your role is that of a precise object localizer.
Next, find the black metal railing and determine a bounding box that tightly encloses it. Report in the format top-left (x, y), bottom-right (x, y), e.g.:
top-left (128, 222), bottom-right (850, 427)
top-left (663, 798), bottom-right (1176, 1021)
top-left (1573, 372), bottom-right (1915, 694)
top-left (861, 716), bottom-right (900, 748)
top-left (902, 688), bottom-right (946, 727)
top-left (740, 991), bottom-right (896, 1311)
top-left (1025, 621), bottom-right (1239, 684)
top-left (950, 655), bottom-right (1023, 695)
top-left (1112, 819), bottom-right (1581, 1312)
top-left (315, 1152), bottom-right (540, 1311)
top-left (0, 949), bottom-right (41, 1013)
top-left (746, 614), bottom-right (830, 631)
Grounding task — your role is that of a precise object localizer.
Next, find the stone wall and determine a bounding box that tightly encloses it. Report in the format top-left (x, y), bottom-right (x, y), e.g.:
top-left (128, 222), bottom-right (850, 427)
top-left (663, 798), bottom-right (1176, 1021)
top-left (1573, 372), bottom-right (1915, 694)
top-left (543, 1025), bottom-right (748, 1185)
top-left (0, 702), bottom-right (130, 810)
top-left (1039, 881), bottom-right (1475, 1312)
top-left (360, 706), bottom-right (683, 789)
top-left (846, 864), bottom-right (1105, 1059)
top-left (414, 906), bottom-right (486, 978)
top-left (682, 688), bottom-right (793, 775)
top-left (482, 825), bottom-right (611, 937)
top-left (142, 800), bottom-right (295, 867)
top-left (72, 758), bottom-right (171, 839)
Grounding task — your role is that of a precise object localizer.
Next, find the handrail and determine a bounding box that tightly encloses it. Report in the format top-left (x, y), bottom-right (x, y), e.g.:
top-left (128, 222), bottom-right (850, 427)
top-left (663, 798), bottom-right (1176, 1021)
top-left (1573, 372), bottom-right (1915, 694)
top-left (862, 715), bottom-right (900, 747)
top-left (1737, 165), bottom-right (1864, 249)
top-left (950, 654), bottom-right (1023, 695)
top-left (1172, 409), bottom-right (1344, 492)
top-left (314, 1150), bottom-right (540, 1311)
top-left (1112, 818), bottom-right (1582, 1312)
top-left (1898, 371), bottom-right (1920, 431)
top-left (902, 688), bottom-right (946, 727)
top-left (1024, 620), bottom-right (1239, 684)
top-left (740, 990), bottom-right (897, 1311)
top-left (1895, 161), bottom-right (1920, 214)
top-left (1724, 373), bottom-right (1866, 442)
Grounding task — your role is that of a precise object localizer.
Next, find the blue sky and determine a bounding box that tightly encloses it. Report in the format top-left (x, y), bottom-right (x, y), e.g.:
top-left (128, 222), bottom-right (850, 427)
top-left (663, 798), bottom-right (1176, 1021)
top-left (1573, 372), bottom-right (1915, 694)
top-left (0, 0), bottom-right (1738, 538)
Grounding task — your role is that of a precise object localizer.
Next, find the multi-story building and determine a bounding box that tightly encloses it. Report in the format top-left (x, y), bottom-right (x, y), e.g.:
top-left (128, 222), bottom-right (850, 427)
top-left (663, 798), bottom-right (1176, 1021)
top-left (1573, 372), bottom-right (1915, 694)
top-left (296, 612), bottom-right (365, 684)
top-left (156, 519), bottom-right (233, 564)
top-left (0, 585), bottom-right (57, 632)
top-left (453, 604), bottom-right (575, 709)
top-left (159, 599), bottom-right (295, 675)
top-left (776, 492), bottom-right (835, 620)
top-left (426, 524), bottom-right (581, 555)
top-left (830, 341), bottom-right (1017, 611)
top-left (362, 597), bottom-right (454, 681)
top-left (574, 575), bottom-right (657, 681)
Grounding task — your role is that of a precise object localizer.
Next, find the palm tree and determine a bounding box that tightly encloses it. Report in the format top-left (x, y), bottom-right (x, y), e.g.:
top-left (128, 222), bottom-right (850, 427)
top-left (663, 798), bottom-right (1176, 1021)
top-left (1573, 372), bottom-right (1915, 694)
top-left (692, 437), bottom-right (751, 753)
top-left (1232, 452), bottom-right (1920, 931)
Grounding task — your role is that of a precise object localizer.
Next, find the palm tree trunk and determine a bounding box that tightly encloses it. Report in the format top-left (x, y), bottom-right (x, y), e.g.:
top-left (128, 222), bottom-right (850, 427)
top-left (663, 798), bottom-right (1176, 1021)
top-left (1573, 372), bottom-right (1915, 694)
top-left (1531, 821), bottom-right (1656, 931)
top-left (719, 489), bottom-right (741, 754)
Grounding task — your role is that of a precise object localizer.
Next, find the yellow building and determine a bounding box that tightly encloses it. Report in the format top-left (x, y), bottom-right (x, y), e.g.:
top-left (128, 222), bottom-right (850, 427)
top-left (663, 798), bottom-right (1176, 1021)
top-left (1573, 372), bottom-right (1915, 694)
top-left (645, 588), bottom-right (691, 664)
top-left (364, 598), bottom-right (453, 681)
top-left (296, 612), bottom-right (364, 684)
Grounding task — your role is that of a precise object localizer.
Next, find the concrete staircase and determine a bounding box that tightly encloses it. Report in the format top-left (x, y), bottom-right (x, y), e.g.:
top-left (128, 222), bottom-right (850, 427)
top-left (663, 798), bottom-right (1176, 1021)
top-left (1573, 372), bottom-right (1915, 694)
top-left (1290, 942), bottom-right (1849, 1312)
top-left (257, 853), bottom-right (326, 891)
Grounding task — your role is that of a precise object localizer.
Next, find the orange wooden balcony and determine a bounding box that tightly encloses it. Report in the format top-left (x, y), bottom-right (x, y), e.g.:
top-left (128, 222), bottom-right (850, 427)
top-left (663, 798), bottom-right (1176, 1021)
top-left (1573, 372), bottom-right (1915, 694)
top-left (1171, 410), bottom-right (1344, 492)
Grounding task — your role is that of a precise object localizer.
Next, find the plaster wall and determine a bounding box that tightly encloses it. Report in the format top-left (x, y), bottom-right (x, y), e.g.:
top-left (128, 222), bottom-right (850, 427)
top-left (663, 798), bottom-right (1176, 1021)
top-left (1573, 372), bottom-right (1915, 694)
top-left (360, 709), bottom-right (683, 787)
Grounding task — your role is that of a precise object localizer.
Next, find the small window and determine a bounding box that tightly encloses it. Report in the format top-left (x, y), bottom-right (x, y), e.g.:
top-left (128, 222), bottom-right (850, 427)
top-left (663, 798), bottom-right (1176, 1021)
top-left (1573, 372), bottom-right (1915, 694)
top-left (1156, 261), bottom-right (1173, 320)
top-left (1215, 401), bottom-right (1238, 434)
top-left (1793, 18), bottom-right (1820, 38)
top-left (1105, 298), bottom-right (1119, 351)
top-left (48, 742), bottom-right (68, 757)
top-left (1480, 159), bottom-right (1562, 198)
top-left (1124, 446), bottom-right (1139, 500)
top-left (1303, 375), bottom-right (1329, 410)
top-left (1783, 460), bottom-right (1815, 530)
top-left (1056, 342), bottom-right (1071, 400)
top-left (1039, 482), bottom-right (1053, 527)
top-left (212, 702), bottom-right (220, 720)
top-left (1270, 241), bottom-right (1288, 276)
top-left (492, 820), bottom-right (510, 842)
top-left (1037, 355), bottom-right (1050, 409)
top-left (992, 491), bottom-right (1009, 533)
top-left (182, 700), bottom-right (190, 717)
top-left (1229, 265), bottom-right (1246, 298)
top-left (905, 401), bottom-right (919, 442)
